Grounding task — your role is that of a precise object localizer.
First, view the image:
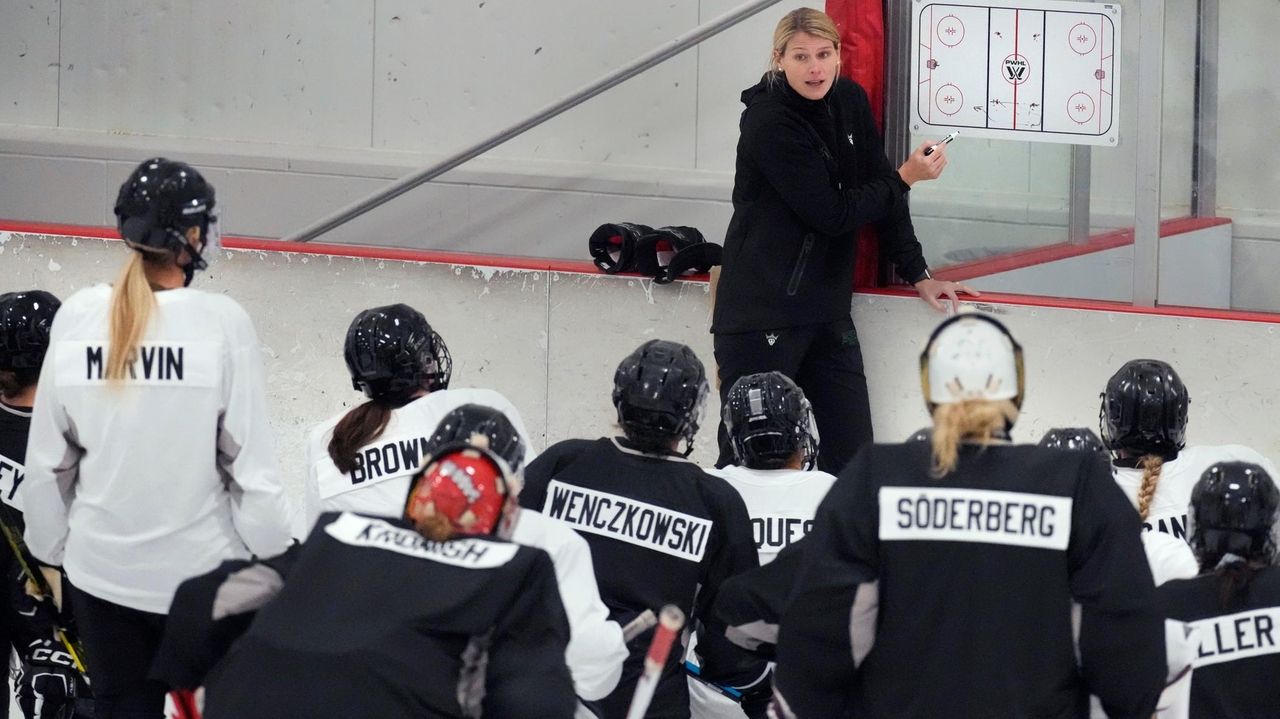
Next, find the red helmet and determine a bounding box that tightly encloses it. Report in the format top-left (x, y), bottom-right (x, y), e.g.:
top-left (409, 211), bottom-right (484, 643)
top-left (404, 445), bottom-right (515, 538)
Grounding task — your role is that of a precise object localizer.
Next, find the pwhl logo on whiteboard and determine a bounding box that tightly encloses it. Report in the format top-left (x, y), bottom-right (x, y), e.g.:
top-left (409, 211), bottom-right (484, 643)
top-left (1003, 55), bottom-right (1029, 83)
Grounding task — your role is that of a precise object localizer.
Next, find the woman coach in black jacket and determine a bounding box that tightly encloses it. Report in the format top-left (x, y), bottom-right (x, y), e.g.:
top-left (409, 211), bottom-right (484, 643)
top-left (712, 7), bottom-right (975, 473)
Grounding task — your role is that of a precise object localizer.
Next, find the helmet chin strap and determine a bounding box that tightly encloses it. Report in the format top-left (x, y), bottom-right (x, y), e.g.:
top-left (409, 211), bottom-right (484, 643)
top-left (178, 235), bottom-right (209, 287)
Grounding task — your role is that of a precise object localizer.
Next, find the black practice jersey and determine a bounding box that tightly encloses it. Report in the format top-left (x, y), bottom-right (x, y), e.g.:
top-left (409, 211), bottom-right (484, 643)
top-left (1158, 566), bottom-right (1280, 718)
top-left (520, 437), bottom-right (763, 719)
top-left (0, 400), bottom-right (30, 512)
top-left (195, 512), bottom-right (575, 719)
top-left (774, 442), bottom-right (1167, 719)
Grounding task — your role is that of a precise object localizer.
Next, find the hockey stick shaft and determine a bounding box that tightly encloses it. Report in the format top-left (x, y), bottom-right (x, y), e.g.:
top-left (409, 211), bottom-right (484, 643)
top-left (0, 506), bottom-right (88, 673)
top-left (625, 605), bottom-right (685, 719)
top-left (621, 609), bottom-right (657, 642)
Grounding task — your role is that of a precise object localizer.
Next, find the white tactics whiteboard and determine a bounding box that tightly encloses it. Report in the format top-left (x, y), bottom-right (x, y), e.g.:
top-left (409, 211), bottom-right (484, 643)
top-left (911, 0), bottom-right (1121, 146)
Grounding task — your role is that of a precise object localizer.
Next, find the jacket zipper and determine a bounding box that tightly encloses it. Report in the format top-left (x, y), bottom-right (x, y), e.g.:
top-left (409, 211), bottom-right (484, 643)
top-left (787, 234), bottom-right (815, 296)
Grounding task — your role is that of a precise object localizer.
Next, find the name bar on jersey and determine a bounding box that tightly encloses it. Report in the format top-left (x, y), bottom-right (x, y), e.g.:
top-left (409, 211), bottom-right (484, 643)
top-left (543, 480), bottom-right (711, 562)
top-left (1190, 606), bottom-right (1280, 668)
top-left (0, 453), bottom-right (24, 511)
top-left (752, 515), bottom-right (814, 553)
top-left (325, 512), bottom-right (518, 569)
top-left (56, 341), bottom-right (218, 387)
top-left (316, 432), bottom-right (434, 500)
top-left (879, 487), bottom-right (1073, 550)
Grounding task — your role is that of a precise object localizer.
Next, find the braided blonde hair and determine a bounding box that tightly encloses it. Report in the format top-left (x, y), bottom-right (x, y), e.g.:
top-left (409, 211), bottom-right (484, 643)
top-left (1135, 454), bottom-right (1165, 520)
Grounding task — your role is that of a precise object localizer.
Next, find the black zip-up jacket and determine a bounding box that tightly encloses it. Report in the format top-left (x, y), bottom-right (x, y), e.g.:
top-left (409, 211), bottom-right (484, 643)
top-left (711, 74), bottom-right (929, 335)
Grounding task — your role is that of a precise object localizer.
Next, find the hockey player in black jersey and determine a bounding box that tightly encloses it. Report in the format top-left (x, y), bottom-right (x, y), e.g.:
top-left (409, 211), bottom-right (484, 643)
top-left (155, 442), bottom-right (576, 719)
top-left (0, 290), bottom-right (92, 719)
top-left (772, 313), bottom-right (1167, 719)
top-left (520, 339), bottom-right (768, 719)
top-left (1157, 462), bottom-right (1280, 718)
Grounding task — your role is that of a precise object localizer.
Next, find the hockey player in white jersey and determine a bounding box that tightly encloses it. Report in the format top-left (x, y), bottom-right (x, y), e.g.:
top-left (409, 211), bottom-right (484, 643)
top-left (709, 372), bottom-right (834, 565)
top-left (23, 158), bottom-right (294, 719)
top-left (1100, 360), bottom-right (1280, 544)
top-left (312, 368), bottom-right (627, 711)
top-left (689, 372), bottom-right (834, 719)
top-left (303, 303), bottom-right (535, 529)
top-left (1043, 426), bottom-right (1198, 586)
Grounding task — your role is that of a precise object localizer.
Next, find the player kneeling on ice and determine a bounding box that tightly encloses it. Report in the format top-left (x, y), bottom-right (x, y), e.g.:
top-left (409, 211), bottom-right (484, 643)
top-left (520, 340), bottom-right (770, 719)
top-left (1157, 462), bottom-right (1280, 719)
top-left (154, 440), bottom-right (576, 719)
top-left (688, 372), bottom-right (834, 719)
top-left (771, 313), bottom-right (1168, 719)
top-left (1099, 359), bottom-right (1279, 545)
top-left (0, 291), bottom-right (93, 718)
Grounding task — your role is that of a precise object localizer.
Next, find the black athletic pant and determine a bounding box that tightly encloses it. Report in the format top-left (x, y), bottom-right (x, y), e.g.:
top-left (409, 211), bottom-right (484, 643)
top-left (713, 316), bottom-right (873, 475)
top-left (67, 584), bottom-right (167, 719)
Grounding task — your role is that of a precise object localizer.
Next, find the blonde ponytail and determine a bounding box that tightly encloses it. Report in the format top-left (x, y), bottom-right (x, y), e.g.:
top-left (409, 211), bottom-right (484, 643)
top-left (930, 400), bottom-right (1018, 477)
top-left (1135, 454), bottom-right (1165, 520)
top-left (107, 252), bottom-right (157, 383)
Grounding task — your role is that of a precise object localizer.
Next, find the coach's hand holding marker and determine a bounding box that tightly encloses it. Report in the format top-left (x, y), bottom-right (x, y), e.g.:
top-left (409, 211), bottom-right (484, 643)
top-left (924, 131), bottom-right (959, 156)
top-left (898, 132), bottom-right (953, 186)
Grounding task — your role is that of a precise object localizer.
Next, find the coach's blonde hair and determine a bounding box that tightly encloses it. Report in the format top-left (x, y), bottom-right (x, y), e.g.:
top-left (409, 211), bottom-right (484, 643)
top-left (770, 8), bottom-right (841, 70)
top-left (930, 399), bottom-right (1019, 477)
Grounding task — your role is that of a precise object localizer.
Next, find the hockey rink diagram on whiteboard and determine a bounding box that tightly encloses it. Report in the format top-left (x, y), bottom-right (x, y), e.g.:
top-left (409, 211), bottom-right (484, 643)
top-left (911, 0), bottom-right (1121, 146)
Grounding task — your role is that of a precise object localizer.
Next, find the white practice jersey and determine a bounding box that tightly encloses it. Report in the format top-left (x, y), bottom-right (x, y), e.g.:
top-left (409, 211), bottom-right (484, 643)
top-left (703, 465), bottom-right (836, 564)
top-left (1112, 445), bottom-right (1280, 542)
top-left (305, 391), bottom-right (627, 701)
top-left (22, 285), bottom-right (294, 614)
top-left (690, 465), bottom-right (835, 719)
top-left (303, 388), bottom-right (537, 530)
top-left (511, 509), bottom-right (628, 702)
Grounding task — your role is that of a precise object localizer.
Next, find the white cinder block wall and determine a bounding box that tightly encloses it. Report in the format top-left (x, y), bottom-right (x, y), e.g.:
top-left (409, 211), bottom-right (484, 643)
top-left (1, 0), bottom-right (1278, 309)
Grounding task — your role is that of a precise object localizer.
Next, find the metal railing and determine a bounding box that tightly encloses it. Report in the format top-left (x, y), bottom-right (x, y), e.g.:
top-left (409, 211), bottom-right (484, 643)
top-left (285, 0), bottom-right (783, 244)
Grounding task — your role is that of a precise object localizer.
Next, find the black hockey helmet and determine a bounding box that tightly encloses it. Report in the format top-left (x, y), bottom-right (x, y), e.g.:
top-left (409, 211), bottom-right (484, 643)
top-left (612, 339), bottom-right (708, 455)
top-left (1189, 462), bottom-right (1280, 566)
top-left (1099, 359), bottom-right (1189, 457)
top-left (427, 404), bottom-right (527, 473)
top-left (343, 304), bottom-right (451, 403)
top-left (723, 371), bottom-right (818, 470)
top-left (0, 290), bottom-right (60, 372)
top-left (1039, 427), bottom-right (1106, 455)
top-left (114, 158), bottom-right (218, 285)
